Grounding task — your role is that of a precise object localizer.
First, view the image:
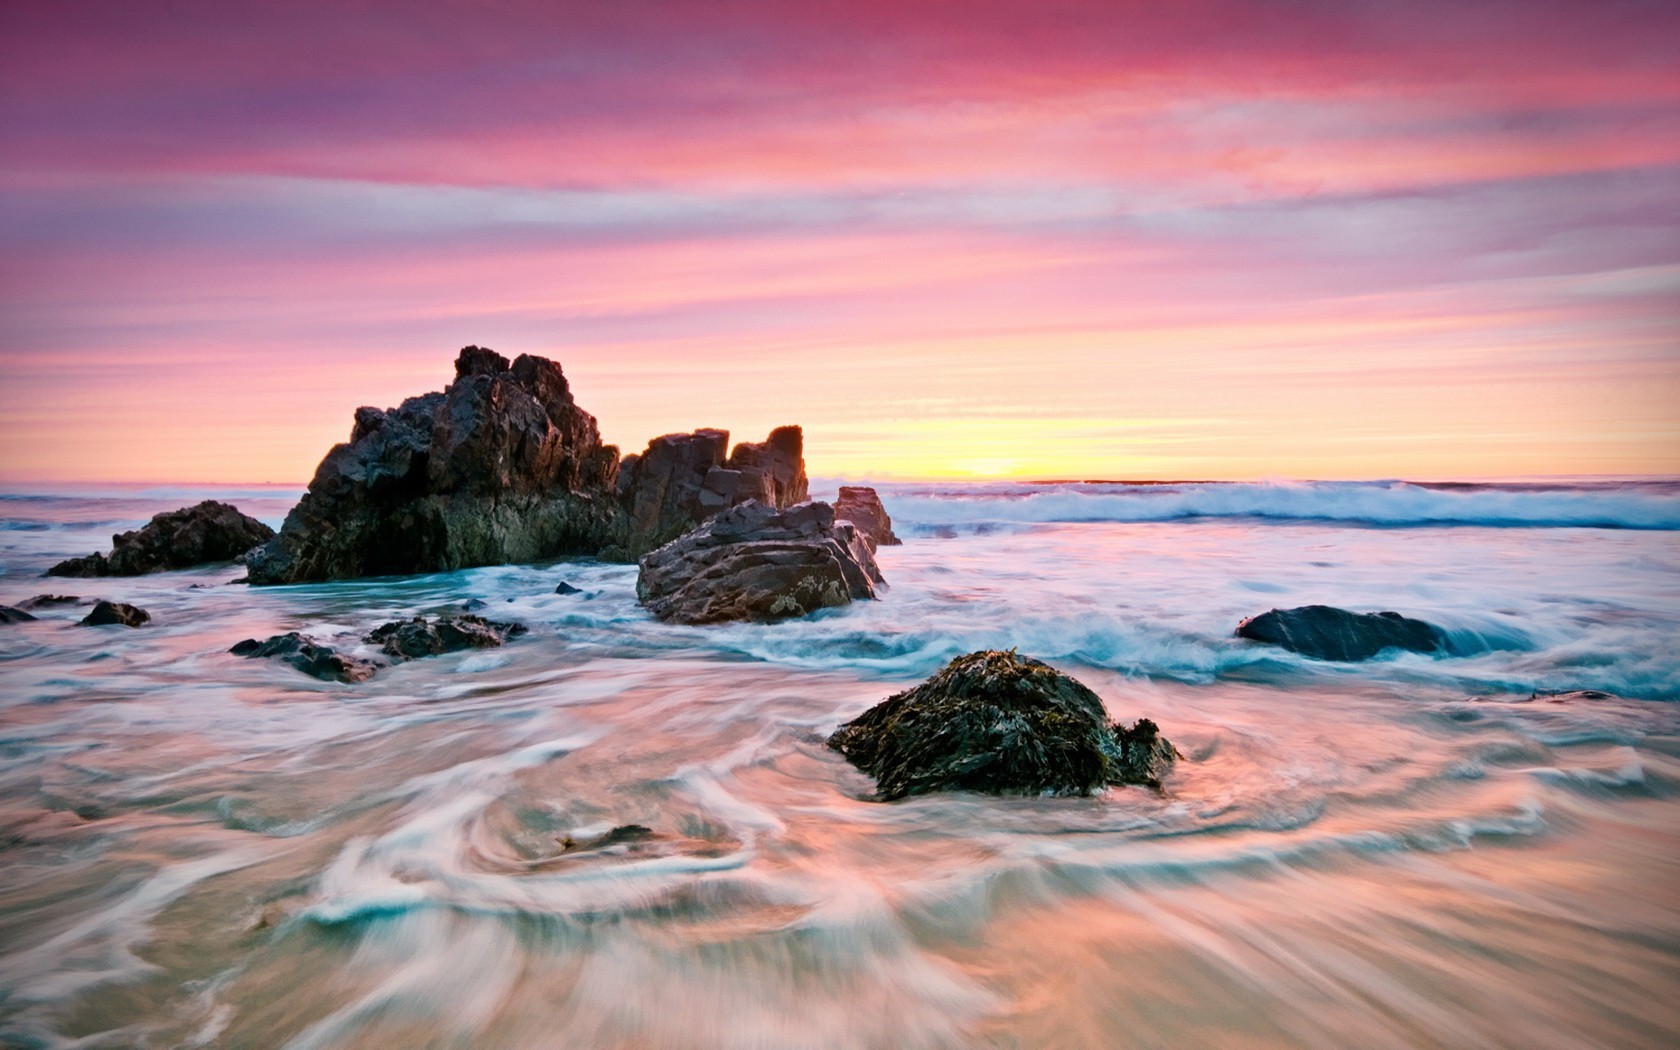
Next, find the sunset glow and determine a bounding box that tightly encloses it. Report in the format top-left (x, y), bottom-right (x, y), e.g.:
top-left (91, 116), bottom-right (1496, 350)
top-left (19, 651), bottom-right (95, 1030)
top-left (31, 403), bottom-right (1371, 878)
top-left (2, 0), bottom-right (1676, 483)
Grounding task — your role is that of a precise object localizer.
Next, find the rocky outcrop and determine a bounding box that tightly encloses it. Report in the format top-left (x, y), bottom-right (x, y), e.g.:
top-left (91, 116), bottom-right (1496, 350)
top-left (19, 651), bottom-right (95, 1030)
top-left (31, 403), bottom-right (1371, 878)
top-left (828, 650), bottom-right (1177, 801)
top-left (247, 347), bottom-right (622, 584)
top-left (49, 501), bottom-right (274, 577)
top-left (833, 486), bottom-right (901, 550)
top-left (230, 633), bottom-right (378, 683)
top-left (1236, 605), bottom-right (1445, 661)
top-left (363, 614), bottom-right (526, 660)
top-left (615, 426), bottom-right (808, 556)
top-left (636, 500), bottom-right (881, 624)
top-left (78, 600), bottom-right (149, 627)
top-left (0, 606), bottom-right (36, 624)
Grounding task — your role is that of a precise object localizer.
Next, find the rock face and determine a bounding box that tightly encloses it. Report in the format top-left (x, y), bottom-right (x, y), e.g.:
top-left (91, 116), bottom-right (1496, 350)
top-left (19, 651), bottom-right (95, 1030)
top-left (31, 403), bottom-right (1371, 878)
top-left (49, 501), bottom-right (274, 577)
top-left (828, 650), bottom-right (1177, 801)
top-left (247, 347), bottom-right (622, 584)
top-left (363, 614), bottom-right (526, 660)
top-left (1236, 605), bottom-right (1445, 661)
top-left (78, 601), bottom-right (150, 627)
top-left (615, 426), bottom-right (809, 556)
top-left (231, 633), bottom-right (378, 683)
top-left (636, 500), bottom-right (881, 625)
top-left (833, 486), bottom-right (901, 550)
top-left (0, 606), bottom-right (36, 624)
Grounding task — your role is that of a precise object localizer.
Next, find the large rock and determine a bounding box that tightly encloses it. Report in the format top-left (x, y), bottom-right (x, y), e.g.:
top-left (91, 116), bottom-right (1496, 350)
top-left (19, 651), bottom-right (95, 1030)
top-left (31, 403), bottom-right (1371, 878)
top-left (828, 650), bottom-right (1177, 801)
top-left (247, 347), bottom-right (623, 584)
top-left (230, 633), bottom-right (378, 683)
top-left (615, 425), bottom-right (809, 556)
top-left (636, 500), bottom-right (881, 624)
top-left (49, 501), bottom-right (274, 577)
top-left (1236, 605), bottom-right (1445, 661)
top-left (833, 486), bottom-right (901, 550)
top-left (78, 600), bottom-right (149, 628)
top-left (363, 614), bottom-right (526, 660)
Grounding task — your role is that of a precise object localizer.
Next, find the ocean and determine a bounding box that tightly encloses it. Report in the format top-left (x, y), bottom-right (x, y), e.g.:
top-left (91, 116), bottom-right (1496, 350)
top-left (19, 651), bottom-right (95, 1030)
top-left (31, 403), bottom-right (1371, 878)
top-left (1, 478), bottom-right (1677, 1048)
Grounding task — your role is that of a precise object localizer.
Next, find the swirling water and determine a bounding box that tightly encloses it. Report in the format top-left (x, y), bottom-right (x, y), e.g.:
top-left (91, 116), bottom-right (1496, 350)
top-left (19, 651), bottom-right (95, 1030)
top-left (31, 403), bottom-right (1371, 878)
top-left (1, 480), bottom-right (1678, 1048)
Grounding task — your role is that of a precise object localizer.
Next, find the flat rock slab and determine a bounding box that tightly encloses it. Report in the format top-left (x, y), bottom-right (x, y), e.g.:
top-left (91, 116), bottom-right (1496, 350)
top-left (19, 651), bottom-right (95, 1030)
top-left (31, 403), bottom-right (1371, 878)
top-left (1236, 604), bottom-right (1444, 661)
top-left (363, 614), bottom-right (526, 660)
top-left (78, 601), bottom-right (150, 628)
top-left (828, 649), bottom-right (1177, 801)
top-left (230, 633), bottom-right (379, 683)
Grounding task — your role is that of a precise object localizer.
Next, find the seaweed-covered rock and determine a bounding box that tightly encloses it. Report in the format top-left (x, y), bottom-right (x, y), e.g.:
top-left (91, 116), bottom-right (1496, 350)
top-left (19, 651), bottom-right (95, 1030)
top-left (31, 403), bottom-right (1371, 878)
top-left (616, 425), bottom-right (809, 556)
top-left (363, 614), bottom-right (526, 660)
top-left (230, 633), bottom-right (378, 683)
top-left (49, 501), bottom-right (274, 577)
top-left (1236, 605), bottom-right (1444, 661)
top-left (833, 486), bottom-right (901, 550)
top-left (828, 650), bottom-right (1177, 800)
top-left (0, 605), bottom-right (37, 624)
top-left (636, 500), bottom-right (881, 625)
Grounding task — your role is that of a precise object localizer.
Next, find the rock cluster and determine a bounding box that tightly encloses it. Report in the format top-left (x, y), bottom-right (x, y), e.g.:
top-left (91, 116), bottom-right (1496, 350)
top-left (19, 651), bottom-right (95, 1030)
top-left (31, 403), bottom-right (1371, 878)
top-left (833, 486), bottom-right (901, 550)
top-left (828, 649), bottom-right (1177, 801)
top-left (78, 600), bottom-right (150, 628)
top-left (230, 633), bottom-right (378, 683)
top-left (637, 500), bottom-right (881, 624)
top-left (1236, 605), bottom-right (1445, 661)
top-left (49, 501), bottom-right (274, 577)
top-left (364, 614), bottom-right (526, 660)
top-left (614, 426), bottom-right (808, 557)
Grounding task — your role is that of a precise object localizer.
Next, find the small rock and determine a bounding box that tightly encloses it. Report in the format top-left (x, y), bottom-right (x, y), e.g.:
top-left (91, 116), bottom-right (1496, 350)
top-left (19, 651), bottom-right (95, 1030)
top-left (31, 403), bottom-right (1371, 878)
top-left (78, 601), bottom-right (149, 628)
top-left (1533, 689), bottom-right (1619, 703)
top-left (18, 594), bottom-right (81, 609)
top-left (1235, 605), bottom-right (1444, 661)
top-left (230, 633), bottom-right (378, 683)
top-left (363, 614), bottom-right (526, 660)
top-left (554, 581), bottom-right (583, 595)
top-left (0, 605), bottom-right (37, 624)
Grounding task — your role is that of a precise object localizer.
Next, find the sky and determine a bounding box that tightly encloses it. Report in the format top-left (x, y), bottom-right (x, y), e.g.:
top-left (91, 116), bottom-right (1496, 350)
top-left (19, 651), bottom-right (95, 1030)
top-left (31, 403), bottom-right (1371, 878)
top-left (1, 0), bottom-right (1677, 484)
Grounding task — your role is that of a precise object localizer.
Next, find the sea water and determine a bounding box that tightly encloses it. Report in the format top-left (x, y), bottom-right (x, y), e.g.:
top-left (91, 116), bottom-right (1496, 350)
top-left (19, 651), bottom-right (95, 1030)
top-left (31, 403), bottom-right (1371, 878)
top-left (0, 479), bottom-right (1677, 1048)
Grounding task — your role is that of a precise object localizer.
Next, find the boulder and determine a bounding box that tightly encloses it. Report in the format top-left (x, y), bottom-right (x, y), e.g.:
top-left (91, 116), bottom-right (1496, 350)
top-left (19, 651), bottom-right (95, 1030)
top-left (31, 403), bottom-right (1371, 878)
top-left (48, 501), bottom-right (275, 577)
top-left (78, 600), bottom-right (150, 628)
top-left (246, 347), bottom-right (624, 584)
top-left (0, 605), bottom-right (37, 624)
top-left (616, 425), bottom-right (809, 556)
top-left (554, 581), bottom-right (582, 595)
top-left (637, 500), bottom-right (882, 624)
top-left (1235, 605), bottom-right (1445, 661)
top-left (230, 633), bottom-right (379, 683)
top-left (828, 649), bottom-right (1177, 801)
top-left (833, 486), bottom-right (901, 550)
top-left (363, 614), bottom-right (526, 660)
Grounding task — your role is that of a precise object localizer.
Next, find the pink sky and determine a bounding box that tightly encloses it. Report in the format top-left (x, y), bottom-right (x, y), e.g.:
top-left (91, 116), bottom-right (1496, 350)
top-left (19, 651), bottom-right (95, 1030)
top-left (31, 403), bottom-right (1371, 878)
top-left (1, 0), bottom-right (1676, 483)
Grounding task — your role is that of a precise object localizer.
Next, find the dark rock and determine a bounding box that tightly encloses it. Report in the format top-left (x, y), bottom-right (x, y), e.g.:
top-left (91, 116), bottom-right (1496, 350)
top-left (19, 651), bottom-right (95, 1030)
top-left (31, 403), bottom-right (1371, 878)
top-left (833, 486), bottom-right (901, 550)
top-left (0, 605), bottom-right (37, 624)
top-left (461, 598), bottom-right (489, 611)
top-left (636, 500), bottom-right (882, 625)
top-left (828, 650), bottom-right (1177, 801)
top-left (78, 601), bottom-right (150, 628)
top-left (1533, 689), bottom-right (1619, 703)
top-left (363, 614), bottom-right (527, 660)
top-left (48, 501), bottom-right (275, 577)
top-left (230, 633), bottom-right (378, 683)
top-left (247, 347), bottom-right (624, 584)
top-left (598, 824), bottom-right (656, 846)
top-left (617, 425), bottom-right (809, 556)
top-left (554, 581), bottom-right (583, 595)
top-left (18, 594), bottom-right (82, 609)
top-left (1235, 605), bottom-right (1445, 661)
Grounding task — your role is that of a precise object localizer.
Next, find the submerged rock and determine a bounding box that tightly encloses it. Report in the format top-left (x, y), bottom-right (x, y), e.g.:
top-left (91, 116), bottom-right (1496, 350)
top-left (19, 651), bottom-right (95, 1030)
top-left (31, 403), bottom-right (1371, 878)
top-left (833, 486), bottom-right (901, 550)
top-left (78, 600), bottom-right (150, 628)
top-left (18, 594), bottom-right (82, 609)
top-left (615, 425), bottom-right (809, 556)
top-left (1236, 605), bottom-right (1445, 661)
top-left (0, 605), bottom-right (37, 624)
top-left (230, 633), bottom-right (378, 683)
top-left (363, 614), bottom-right (526, 660)
top-left (829, 650), bottom-right (1176, 801)
top-left (636, 500), bottom-right (882, 625)
top-left (48, 501), bottom-right (274, 577)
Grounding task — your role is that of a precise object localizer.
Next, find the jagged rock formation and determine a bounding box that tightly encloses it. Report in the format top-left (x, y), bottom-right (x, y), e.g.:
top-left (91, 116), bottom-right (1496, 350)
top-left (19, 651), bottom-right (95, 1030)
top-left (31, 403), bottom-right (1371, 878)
top-left (48, 501), bottom-right (274, 577)
top-left (636, 500), bottom-right (881, 624)
top-left (834, 486), bottom-right (901, 550)
top-left (363, 614), bottom-right (526, 660)
top-left (230, 633), bottom-right (378, 683)
top-left (247, 347), bottom-right (812, 584)
top-left (1236, 605), bottom-right (1445, 661)
top-left (828, 650), bottom-right (1177, 801)
top-left (78, 600), bottom-right (149, 627)
top-left (614, 426), bottom-right (808, 557)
